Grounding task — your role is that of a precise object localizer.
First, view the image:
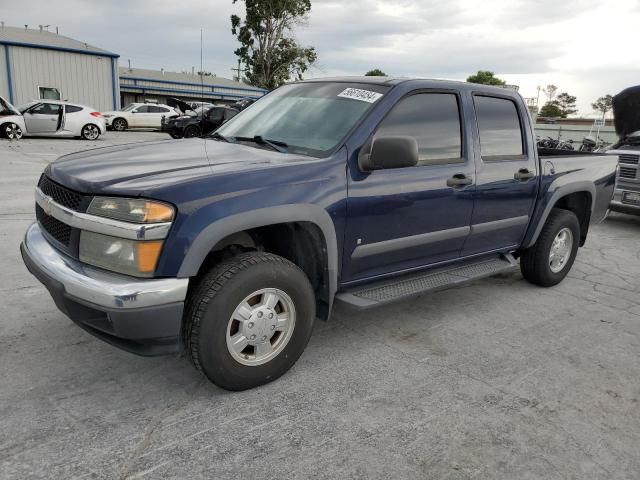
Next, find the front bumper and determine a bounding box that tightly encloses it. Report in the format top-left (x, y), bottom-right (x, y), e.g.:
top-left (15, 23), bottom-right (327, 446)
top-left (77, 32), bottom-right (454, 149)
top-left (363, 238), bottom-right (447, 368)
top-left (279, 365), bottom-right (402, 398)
top-left (20, 223), bottom-right (189, 356)
top-left (610, 187), bottom-right (640, 215)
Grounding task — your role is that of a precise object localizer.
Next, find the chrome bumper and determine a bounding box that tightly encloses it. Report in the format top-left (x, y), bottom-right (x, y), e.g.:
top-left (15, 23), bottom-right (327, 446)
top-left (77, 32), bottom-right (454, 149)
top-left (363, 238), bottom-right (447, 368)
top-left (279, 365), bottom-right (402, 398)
top-left (21, 222), bottom-right (188, 310)
top-left (610, 187), bottom-right (640, 214)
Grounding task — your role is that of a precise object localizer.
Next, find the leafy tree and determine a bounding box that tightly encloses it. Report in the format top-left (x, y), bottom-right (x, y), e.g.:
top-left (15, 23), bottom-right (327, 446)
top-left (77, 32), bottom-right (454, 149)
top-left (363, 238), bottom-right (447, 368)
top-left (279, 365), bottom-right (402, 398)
top-left (231, 0), bottom-right (317, 89)
top-left (466, 70), bottom-right (506, 86)
top-left (365, 69), bottom-right (387, 76)
top-left (539, 102), bottom-right (563, 117)
top-left (592, 94), bottom-right (613, 118)
top-left (555, 92), bottom-right (577, 117)
top-left (543, 84), bottom-right (558, 103)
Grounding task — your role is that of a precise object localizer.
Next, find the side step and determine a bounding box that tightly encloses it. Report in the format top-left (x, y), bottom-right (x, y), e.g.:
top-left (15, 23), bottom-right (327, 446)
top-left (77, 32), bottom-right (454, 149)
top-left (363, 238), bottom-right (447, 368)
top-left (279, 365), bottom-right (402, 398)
top-left (336, 254), bottom-right (518, 309)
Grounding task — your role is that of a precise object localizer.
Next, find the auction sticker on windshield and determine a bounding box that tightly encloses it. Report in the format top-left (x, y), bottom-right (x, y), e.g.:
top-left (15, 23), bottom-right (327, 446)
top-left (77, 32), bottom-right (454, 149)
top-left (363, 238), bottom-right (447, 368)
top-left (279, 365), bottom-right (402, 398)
top-left (338, 88), bottom-right (383, 103)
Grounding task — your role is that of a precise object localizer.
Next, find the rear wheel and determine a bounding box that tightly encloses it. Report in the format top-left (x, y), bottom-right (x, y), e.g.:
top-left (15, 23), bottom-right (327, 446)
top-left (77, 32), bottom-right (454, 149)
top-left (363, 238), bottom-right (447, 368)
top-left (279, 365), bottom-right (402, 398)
top-left (2, 122), bottom-right (23, 140)
top-left (183, 125), bottom-right (201, 138)
top-left (184, 252), bottom-right (315, 390)
top-left (81, 124), bottom-right (100, 140)
top-left (520, 209), bottom-right (580, 287)
top-left (112, 118), bottom-right (127, 131)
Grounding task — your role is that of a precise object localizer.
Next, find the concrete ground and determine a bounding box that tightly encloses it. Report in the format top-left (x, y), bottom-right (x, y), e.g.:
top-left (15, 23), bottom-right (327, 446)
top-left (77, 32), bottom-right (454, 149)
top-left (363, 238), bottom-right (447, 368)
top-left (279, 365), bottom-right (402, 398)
top-left (1, 132), bottom-right (639, 479)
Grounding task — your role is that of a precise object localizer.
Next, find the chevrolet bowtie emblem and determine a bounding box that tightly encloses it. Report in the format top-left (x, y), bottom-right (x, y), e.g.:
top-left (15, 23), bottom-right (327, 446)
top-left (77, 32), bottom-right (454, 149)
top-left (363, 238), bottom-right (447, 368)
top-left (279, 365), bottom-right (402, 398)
top-left (42, 196), bottom-right (53, 215)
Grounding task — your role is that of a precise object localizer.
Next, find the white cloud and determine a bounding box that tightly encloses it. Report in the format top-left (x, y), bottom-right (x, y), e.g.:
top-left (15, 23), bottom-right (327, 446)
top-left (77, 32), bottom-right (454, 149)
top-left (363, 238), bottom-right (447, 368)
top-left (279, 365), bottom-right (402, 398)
top-left (0, 0), bottom-right (638, 115)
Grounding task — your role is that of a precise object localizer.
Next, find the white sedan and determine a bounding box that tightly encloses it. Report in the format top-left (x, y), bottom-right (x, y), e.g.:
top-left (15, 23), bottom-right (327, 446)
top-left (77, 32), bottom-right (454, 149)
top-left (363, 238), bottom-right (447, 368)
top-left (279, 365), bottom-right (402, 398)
top-left (102, 103), bottom-right (179, 131)
top-left (0, 96), bottom-right (106, 140)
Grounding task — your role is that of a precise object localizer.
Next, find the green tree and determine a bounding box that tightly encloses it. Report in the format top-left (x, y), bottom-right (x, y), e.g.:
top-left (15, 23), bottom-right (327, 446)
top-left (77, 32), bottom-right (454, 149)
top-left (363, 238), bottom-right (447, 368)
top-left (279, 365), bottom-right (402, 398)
top-left (555, 92), bottom-right (577, 117)
top-left (231, 0), bottom-right (317, 89)
top-left (466, 70), bottom-right (506, 86)
top-left (539, 102), bottom-right (563, 117)
top-left (591, 94), bottom-right (613, 118)
top-left (365, 69), bottom-right (387, 76)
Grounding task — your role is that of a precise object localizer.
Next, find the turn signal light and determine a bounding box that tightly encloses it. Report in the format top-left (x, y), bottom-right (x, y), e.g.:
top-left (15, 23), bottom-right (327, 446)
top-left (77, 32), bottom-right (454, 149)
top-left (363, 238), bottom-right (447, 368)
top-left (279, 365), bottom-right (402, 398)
top-left (136, 241), bottom-right (164, 273)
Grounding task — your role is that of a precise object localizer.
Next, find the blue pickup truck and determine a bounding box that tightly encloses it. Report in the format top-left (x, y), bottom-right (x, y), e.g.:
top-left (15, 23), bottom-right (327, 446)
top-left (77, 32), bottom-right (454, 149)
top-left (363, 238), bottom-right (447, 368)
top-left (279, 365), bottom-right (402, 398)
top-left (21, 77), bottom-right (617, 390)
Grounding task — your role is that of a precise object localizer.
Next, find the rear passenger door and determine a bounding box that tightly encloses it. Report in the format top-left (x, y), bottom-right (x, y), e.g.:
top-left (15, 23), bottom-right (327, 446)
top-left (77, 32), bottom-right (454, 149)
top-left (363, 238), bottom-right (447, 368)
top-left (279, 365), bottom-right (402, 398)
top-left (461, 94), bottom-right (538, 256)
top-left (343, 91), bottom-right (475, 283)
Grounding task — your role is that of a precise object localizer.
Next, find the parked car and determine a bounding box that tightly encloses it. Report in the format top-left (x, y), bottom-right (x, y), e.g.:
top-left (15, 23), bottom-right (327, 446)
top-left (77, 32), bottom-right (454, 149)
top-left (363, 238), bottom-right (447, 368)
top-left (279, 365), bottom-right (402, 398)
top-left (606, 85), bottom-right (640, 215)
top-left (0, 96), bottom-right (105, 140)
top-left (103, 103), bottom-right (179, 131)
top-left (21, 78), bottom-right (617, 391)
top-left (162, 105), bottom-right (239, 138)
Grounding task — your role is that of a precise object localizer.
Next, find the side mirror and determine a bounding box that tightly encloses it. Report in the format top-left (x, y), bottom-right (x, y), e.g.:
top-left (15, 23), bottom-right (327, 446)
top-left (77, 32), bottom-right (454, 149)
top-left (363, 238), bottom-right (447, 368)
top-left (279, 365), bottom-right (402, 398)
top-left (131, 110), bottom-right (137, 114)
top-left (359, 136), bottom-right (419, 171)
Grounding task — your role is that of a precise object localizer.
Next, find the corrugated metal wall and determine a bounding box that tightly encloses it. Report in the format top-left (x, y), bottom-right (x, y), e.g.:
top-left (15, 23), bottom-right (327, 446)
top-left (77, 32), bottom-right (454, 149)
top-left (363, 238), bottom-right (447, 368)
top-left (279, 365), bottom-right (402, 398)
top-left (0, 47), bottom-right (8, 100)
top-left (6, 46), bottom-right (116, 111)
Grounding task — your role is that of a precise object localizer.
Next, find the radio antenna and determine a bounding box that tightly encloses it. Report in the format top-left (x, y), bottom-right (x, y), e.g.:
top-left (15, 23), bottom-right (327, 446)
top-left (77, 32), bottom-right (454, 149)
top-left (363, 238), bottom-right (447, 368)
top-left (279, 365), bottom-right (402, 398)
top-left (200, 29), bottom-right (204, 134)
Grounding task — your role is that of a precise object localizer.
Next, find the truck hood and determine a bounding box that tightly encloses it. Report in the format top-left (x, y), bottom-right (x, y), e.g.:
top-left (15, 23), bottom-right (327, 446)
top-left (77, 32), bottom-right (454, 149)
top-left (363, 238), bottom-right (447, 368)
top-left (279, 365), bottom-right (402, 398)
top-left (46, 138), bottom-right (309, 195)
top-left (613, 85), bottom-right (640, 139)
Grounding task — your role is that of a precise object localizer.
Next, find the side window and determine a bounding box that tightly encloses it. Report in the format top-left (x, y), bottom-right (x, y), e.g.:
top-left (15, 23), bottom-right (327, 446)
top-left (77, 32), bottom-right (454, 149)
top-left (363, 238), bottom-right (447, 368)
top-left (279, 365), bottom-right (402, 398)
top-left (135, 105), bottom-right (150, 113)
top-left (30, 103), bottom-right (62, 115)
top-left (474, 96), bottom-right (524, 159)
top-left (224, 109), bottom-right (238, 121)
top-left (39, 86), bottom-right (61, 100)
top-left (375, 93), bottom-right (463, 165)
top-left (65, 105), bottom-right (83, 114)
top-left (208, 108), bottom-right (224, 122)
top-left (151, 106), bottom-right (169, 113)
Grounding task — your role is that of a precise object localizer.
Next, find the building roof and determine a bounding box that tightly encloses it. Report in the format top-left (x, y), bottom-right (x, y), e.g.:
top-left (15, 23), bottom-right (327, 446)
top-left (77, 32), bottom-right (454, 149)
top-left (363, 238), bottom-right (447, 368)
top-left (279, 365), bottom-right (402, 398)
top-left (119, 67), bottom-right (265, 91)
top-left (0, 25), bottom-right (118, 57)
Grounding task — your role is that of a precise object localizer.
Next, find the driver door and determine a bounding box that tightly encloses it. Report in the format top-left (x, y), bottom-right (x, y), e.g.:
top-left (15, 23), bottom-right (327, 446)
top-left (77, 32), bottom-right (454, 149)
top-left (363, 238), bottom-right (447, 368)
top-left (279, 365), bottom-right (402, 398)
top-left (23, 103), bottom-right (62, 133)
top-left (343, 91), bottom-right (475, 282)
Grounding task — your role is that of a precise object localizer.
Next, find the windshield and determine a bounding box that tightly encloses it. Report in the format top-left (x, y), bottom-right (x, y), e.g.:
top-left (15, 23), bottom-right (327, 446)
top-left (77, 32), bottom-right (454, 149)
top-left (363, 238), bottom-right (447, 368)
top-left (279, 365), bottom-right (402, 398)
top-left (194, 106), bottom-right (213, 116)
top-left (122, 104), bottom-right (137, 112)
top-left (18, 101), bottom-right (39, 113)
top-left (216, 82), bottom-right (389, 157)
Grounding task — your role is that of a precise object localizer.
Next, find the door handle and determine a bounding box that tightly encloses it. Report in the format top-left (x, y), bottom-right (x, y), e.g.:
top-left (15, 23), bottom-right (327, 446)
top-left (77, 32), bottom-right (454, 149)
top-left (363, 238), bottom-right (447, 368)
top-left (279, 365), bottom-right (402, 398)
top-left (514, 168), bottom-right (535, 181)
top-left (446, 174), bottom-right (472, 188)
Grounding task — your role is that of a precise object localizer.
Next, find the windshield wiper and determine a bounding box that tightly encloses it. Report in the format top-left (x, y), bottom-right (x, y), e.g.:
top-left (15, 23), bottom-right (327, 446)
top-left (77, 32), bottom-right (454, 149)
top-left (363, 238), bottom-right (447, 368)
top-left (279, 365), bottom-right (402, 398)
top-left (210, 131), bottom-right (231, 142)
top-left (234, 135), bottom-right (288, 153)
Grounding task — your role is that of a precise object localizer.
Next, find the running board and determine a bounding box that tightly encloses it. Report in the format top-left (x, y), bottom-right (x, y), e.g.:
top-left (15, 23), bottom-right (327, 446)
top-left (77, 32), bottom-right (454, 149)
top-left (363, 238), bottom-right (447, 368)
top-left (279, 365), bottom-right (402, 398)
top-left (336, 254), bottom-right (518, 309)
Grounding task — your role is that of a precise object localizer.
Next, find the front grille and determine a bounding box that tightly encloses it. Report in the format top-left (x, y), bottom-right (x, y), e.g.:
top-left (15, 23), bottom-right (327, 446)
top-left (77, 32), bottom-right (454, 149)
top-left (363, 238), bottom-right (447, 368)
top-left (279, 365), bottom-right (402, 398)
top-left (619, 166), bottom-right (637, 180)
top-left (38, 175), bottom-right (83, 211)
top-left (36, 204), bottom-right (72, 246)
top-left (619, 154), bottom-right (640, 165)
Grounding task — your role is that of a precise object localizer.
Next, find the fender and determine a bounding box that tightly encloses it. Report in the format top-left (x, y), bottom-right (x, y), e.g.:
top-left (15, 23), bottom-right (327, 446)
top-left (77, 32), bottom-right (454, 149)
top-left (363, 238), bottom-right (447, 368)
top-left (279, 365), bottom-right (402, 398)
top-left (177, 204), bottom-right (339, 309)
top-left (523, 180), bottom-right (596, 249)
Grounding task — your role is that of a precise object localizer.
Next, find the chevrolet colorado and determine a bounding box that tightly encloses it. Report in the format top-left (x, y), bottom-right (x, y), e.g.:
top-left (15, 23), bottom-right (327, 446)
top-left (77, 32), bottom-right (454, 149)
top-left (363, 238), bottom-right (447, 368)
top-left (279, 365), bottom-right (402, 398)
top-left (21, 78), bottom-right (617, 390)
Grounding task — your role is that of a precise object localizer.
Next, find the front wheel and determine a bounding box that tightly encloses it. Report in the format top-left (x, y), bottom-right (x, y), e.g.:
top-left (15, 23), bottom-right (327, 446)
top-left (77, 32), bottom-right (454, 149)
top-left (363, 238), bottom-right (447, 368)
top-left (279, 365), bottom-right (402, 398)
top-left (112, 118), bottom-right (127, 131)
top-left (520, 209), bottom-right (580, 287)
top-left (184, 252), bottom-right (315, 390)
top-left (2, 122), bottom-right (23, 140)
top-left (81, 124), bottom-right (101, 140)
top-left (183, 125), bottom-right (201, 138)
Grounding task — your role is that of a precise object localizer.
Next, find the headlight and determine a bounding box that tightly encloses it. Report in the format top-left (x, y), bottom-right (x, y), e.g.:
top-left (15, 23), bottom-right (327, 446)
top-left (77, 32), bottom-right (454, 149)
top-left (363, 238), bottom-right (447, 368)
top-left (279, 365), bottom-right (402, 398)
top-left (79, 231), bottom-right (163, 277)
top-left (87, 197), bottom-right (174, 223)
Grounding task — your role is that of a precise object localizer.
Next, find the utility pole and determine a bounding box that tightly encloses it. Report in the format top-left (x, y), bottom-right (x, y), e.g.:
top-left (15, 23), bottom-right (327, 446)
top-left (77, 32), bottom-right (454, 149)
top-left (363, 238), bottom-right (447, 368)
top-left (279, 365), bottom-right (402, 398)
top-left (231, 59), bottom-right (243, 83)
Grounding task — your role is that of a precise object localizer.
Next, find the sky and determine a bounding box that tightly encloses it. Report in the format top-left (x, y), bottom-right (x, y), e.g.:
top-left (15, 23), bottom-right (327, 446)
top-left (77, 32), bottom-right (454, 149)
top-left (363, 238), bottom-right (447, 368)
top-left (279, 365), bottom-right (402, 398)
top-left (1, 0), bottom-right (638, 116)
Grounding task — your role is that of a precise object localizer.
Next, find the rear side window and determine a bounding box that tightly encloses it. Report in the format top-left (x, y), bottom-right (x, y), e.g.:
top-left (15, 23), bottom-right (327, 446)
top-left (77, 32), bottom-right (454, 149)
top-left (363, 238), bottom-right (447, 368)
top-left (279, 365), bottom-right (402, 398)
top-left (375, 93), bottom-right (463, 165)
top-left (65, 105), bottom-right (83, 113)
top-left (474, 96), bottom-right (524, 159)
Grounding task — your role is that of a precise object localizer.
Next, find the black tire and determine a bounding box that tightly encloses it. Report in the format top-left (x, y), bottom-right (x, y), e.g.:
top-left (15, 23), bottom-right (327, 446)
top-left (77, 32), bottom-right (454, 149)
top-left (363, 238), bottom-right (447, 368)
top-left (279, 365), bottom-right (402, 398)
top-left (80, 124), bottom-right (101, 140)
top-left (520, 208), bottom-right (580, 287)
top-left (169, 132), bottom-right (183, 139)
top-left (183, 125), bottom-right (201, 138)
top-left (1, 122), bottom-right (23, 140)
top-left (112, 118), bottom-right (127, 131)
top-left (184, 252), bottom-right (315, 390)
